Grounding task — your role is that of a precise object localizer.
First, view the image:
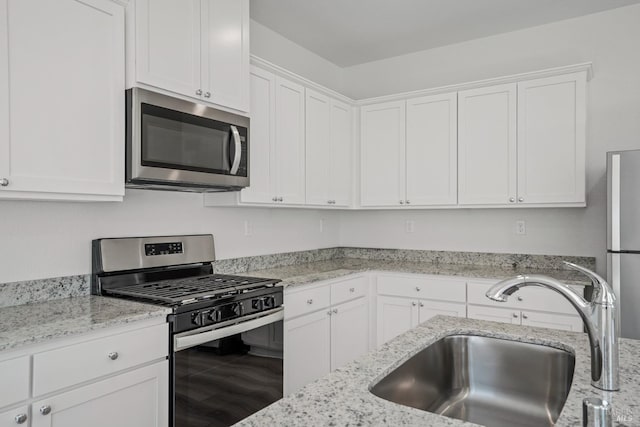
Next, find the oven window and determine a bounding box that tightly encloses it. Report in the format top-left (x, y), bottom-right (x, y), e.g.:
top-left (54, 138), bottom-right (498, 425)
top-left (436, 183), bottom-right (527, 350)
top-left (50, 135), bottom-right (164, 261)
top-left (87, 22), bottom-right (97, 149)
top-left (141, 103), bottom-right (231, 175)
top-left (174, 322), bottom-right (283, 427)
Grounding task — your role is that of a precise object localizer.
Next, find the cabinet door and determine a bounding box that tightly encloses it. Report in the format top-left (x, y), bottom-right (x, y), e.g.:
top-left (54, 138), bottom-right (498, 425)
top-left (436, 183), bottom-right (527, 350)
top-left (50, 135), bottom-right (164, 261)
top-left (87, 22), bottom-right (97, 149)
top-left (329, 99), bottom-right (353, 207)
top-left (31, 361), bottom-right (168, 427)
top-left (305, 89), bottom-right (332, 206)
top-left (1, 0), bottom-right (125, 200)
top-left (134, 0), bottom-right (201, 98)
top-left (458, 83), bottom-right (517, 205)
top-left (201, 0), bottom-right (249, 111)
top-left (376, 296), bottom-right (417, 348)
top-left (467, 305), bottom-right (521, 325)
top-left (417, 300), bottom-right (466, 324)
top-left (275, 77), bottom-right (306, 205)
top-left (406, 93), bottom-right (457, 206)
top-left (240, 67), bottom-right (276, 204)
top-left (517, 72), bottom-right (586, 204)
top-left (331, 297), bottom-right (368, 371)
top-left (0, 405), bottom-right (29, 427)
top-left (360, 101), bottom-right (406, 207)
top-left (284, 310), bottom-right (331, 395)
top-left (521, 311), bottom-right (583, 332)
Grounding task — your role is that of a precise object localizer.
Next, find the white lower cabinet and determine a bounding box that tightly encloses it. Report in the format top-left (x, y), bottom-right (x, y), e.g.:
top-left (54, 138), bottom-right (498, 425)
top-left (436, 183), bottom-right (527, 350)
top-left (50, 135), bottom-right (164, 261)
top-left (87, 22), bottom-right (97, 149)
top-left (0, 320), bottom-right (168, 427)
top-left (284, 275), bottom-right (369, 395)
top-left (467, 305), bottom-right (583, 332)
top-left (31, 361), bottom-right (167, 427)
top-left (467, 305), bottom-right (522, 325)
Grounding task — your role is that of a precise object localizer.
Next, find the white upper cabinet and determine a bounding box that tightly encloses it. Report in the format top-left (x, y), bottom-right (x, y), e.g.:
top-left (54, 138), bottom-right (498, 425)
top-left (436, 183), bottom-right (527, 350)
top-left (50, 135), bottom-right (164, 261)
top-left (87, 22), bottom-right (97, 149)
top-left (275, 77), bottom-right (306, 205)
top-left (0, 0), bottom-right (125, 201)
top-left (132, 0), bottom-right (201, 99)
top-left (406, 93), bottom-right (458, 206)
top-left (517, 72), bottom-right (586, 205)
top-left (129, 0), bottom-right (249, 112)
top-left (360, 101), bottom-right (406, 207)
top-left (306, 89), bottom-right (353, 207)
top-left (201, 0), bottom-right (250, 111)
top-left (239, 67), bottom-right (276, 204)
top-left (305, 89), bottom-right (332, 206)
top-left (458, 83), bottom-right (517, 206)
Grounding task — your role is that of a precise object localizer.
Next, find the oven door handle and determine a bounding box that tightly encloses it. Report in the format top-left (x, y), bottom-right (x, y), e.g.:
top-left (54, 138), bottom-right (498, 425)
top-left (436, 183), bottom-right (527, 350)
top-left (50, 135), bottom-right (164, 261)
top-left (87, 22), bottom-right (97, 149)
top-left (174, 308), bottom-right (283, 352)
top-left (229, 125), bottom-right (242, 175)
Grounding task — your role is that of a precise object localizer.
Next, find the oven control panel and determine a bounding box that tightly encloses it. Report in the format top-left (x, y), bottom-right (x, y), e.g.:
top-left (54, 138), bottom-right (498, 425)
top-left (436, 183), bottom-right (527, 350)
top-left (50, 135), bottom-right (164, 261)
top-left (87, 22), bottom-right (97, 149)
top-left (145, 242), bottom-right (183, 256)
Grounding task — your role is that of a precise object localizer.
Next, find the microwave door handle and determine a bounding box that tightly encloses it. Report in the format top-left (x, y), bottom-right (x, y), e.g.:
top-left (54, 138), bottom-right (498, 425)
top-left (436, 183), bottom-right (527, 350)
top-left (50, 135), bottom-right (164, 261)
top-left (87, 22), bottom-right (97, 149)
top-left (229, 125), bottom-right (242, 175)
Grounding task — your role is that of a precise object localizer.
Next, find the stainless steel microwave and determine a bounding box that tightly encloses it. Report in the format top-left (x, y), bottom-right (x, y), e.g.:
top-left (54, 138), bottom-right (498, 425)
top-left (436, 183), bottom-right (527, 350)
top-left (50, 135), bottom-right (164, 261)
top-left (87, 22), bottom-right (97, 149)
top-left (126, 88), bottom-right (249, 192)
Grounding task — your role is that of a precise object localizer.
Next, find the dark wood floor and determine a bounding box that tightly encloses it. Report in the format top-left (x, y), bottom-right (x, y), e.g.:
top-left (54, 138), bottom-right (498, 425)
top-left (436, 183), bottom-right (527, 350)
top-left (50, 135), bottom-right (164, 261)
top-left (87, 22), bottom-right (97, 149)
top-left (175, 347), bottom-right (283, 427)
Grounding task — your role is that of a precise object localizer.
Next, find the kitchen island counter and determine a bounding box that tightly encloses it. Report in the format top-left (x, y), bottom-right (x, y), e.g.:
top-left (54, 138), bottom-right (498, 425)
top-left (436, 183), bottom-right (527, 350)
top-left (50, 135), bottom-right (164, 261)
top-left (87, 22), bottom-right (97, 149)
top-left (237, 316), bottom-right (640, 426)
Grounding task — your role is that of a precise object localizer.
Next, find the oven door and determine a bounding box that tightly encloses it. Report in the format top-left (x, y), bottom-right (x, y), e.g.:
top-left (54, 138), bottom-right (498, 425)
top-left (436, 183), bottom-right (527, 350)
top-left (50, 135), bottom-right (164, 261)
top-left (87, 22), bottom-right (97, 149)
top-left (127, 88), bottom-right (249, 189)
top-left (172, 308), bottom-right (283, 427)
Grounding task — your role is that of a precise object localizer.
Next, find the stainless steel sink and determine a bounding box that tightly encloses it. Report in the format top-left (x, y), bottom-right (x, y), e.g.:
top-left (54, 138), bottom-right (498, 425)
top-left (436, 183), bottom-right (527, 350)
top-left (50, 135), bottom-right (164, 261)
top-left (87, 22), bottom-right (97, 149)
top-left (370, 335), bottom-right (575, 427)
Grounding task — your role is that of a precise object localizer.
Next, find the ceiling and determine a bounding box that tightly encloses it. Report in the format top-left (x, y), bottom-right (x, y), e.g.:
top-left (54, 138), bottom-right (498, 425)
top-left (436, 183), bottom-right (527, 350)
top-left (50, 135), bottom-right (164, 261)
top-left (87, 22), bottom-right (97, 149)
top-left (250, 0), bottom-right (640, 67)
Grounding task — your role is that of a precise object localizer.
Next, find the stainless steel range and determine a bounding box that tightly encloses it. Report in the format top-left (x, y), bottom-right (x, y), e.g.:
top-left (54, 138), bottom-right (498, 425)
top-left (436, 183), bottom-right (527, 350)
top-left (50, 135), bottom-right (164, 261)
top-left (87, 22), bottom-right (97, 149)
top-left (92, 234), bottom-right (283, 427)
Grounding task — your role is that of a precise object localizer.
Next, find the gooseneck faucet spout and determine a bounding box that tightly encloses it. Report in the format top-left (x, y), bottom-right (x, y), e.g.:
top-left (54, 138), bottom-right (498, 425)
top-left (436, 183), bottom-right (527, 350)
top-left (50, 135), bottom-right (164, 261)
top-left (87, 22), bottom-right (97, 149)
top-left (486, 262), bottom-right (619, 391)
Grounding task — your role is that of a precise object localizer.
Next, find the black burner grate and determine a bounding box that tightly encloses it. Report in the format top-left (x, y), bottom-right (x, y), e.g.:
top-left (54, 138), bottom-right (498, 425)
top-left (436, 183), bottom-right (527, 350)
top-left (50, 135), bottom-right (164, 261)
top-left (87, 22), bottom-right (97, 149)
top-left (104, 274), bottom-right (276, 305)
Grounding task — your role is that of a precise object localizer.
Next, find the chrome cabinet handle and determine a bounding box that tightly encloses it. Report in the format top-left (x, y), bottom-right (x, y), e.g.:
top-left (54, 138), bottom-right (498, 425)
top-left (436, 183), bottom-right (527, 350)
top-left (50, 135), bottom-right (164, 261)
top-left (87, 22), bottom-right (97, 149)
top-left (509, 197), bottom-right (515, 203)
top-left (513, 313), bottom-right (519, 318)
top-left (349, 287), bottom-right (355, 293)
top-left (327, 310), bottom-right (332, 316)
top-left (306, 299), bottom-right (313, 305)
top-left (204, 92), bottom-right (211, 98)
top-left (419, 302), bottom-right (424, 307)
top-left (0, 178), bottom-right (8, 186)
top-left (229, 125), bottom-right (241, 175)
top-left (518, 197), bottom-right (524, 202)
top-left (406, 200), bottom-right (410, 205)
top-left (195, 89), bottom-right (203, 96)
top-left (517, 296), bottom-right (523, 302)
top-left (332, 308), bottom-right (338, 314)
top-left (411, 301), bottom-right (417, 306)
top-left (522, 314), bottom-right (528, 319)
top-left (278, 197), bottom-right (283, 202)
top-left (272, 197), bottom-right (278, 202)
top-left (14, 414), bottom-right (27, 424)
top-left (415, 287), bottom-right (421, 292)
top-left (399, 200), bottom-right (404, 205)
top-left (108, 351), bottom-right (119, 360)
top-left (40, 406), bottom-right (51, 416)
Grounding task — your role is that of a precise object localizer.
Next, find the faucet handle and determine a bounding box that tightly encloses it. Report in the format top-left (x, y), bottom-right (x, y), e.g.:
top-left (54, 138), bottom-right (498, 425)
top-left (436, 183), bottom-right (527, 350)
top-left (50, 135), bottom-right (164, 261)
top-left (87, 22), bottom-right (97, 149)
top-left (563, 261), bottom-right (615, 305)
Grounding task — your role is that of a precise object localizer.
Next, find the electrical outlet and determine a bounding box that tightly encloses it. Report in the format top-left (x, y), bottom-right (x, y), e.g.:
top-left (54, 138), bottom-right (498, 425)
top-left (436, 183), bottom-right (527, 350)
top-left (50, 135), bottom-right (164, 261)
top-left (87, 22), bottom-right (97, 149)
top-left (319, 219), bottom-right (325, 233)
top-left (405, 220), bottom-right (415, 233)
top-left (516, 220), bottom-right (526, 235)
top-left (244, 220), bottom-right (252, 236)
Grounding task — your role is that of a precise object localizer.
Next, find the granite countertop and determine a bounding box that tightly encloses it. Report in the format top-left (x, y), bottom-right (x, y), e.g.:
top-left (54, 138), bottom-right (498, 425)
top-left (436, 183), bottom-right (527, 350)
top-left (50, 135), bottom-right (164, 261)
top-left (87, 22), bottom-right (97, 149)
top-left (0, 296), bottom-right (171, 352)
top-left (237, 316), bottom-right (640, 427)
top-left (245, 258), bottom-right (592, 288)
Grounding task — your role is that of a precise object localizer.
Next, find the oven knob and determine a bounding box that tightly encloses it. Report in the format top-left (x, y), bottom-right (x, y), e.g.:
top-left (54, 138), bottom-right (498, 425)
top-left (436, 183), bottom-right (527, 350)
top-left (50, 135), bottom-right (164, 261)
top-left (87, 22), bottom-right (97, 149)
top-left (264, 296), bottom-right (275, 309)
top-left (191, 312), bottom-right (203, 326)
top-left (208, 309), bottom-right (222, 323)
top-left (252, 297), bottom-right (265, 311)
top-left (231, 302), bottom-right (242, 316)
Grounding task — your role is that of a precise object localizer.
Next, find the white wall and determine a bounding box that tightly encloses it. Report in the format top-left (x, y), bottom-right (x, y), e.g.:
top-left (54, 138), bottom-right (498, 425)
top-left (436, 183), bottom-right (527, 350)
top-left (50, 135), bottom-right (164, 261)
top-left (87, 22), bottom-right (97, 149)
top-left (0, 191), bottom-right (340, 284)
top-left (339, 4), bottom-right (640, 273)
top-left (250, 19), bottom-right (345, 93)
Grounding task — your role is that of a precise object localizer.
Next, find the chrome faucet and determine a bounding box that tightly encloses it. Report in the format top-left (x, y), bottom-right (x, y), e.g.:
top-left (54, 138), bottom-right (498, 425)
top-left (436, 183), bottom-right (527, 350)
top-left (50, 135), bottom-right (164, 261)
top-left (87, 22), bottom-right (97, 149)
top-left (486, 262), bottom-right (619, 391)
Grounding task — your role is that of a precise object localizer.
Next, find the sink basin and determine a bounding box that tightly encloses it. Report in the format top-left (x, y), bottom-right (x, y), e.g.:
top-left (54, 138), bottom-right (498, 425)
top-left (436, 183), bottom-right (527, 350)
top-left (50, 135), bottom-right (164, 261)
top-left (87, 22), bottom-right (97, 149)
top-left (370, 335), bottom-right (575, 427)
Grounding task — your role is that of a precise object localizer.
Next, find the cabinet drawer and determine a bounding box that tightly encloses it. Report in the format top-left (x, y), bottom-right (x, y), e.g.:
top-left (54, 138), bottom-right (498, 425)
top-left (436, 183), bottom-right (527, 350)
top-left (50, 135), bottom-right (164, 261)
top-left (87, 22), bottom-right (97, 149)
top-left (285, 285), bottom-right (331, 319)
top-left (0, 355), bottom-right (30, 408)
top-left (377, 275), bottom-right (466, 302)
top-left (0, 405), bottom-right (29, 426)
top-left (330, 276), bottom-right (367, 305)
top-left (467, 280), bottom-right (585, 315)
top-left (33, 323), bottom-right (168, 397)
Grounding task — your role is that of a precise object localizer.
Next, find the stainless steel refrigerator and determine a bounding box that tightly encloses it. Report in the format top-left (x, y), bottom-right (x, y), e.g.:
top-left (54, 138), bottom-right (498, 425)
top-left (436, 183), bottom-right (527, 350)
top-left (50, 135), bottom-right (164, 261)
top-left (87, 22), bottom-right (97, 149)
top-left (607, 149), bottom-right (640, 339)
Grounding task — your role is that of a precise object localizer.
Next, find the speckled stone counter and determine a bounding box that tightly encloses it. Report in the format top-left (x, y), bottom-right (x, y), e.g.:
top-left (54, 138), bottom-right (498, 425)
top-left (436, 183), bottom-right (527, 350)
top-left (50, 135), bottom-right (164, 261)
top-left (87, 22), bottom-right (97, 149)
top-left (0, 296), bottom-right (171, 352)
top-left (244, 258), bottom-right (592, 288)
top-left (237, 316), bottom-right (640, 427)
